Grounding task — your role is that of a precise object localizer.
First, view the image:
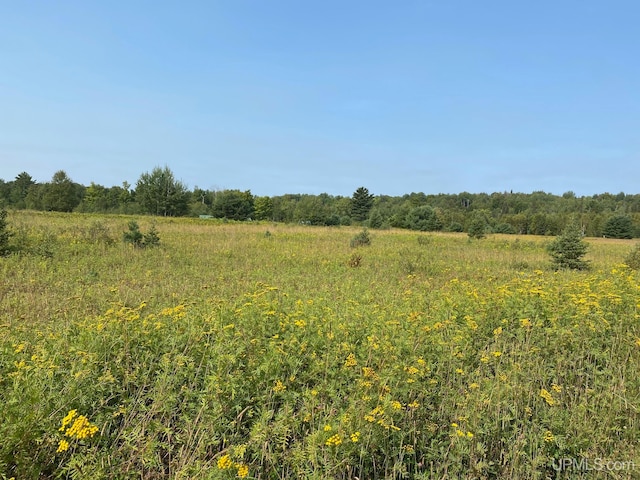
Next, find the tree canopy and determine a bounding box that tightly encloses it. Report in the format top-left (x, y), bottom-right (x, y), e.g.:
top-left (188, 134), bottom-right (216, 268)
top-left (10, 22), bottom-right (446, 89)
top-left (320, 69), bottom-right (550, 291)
top-left (135, 166), bottom-right (189, 216)
top-left (1, 168), bottom-right (639, 239)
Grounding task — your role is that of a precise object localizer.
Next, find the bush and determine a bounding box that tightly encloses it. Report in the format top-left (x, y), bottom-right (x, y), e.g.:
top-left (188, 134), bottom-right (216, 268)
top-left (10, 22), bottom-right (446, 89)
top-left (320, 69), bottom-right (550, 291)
top-left (85, 221), bottom-right (116, 246)
top-left (347, 253), bottom-right (363, 267)
top-left (0, 208), bottom-right (11, 256)
top-left (447, 222), bottom-right (464, 233)
top-left (350, 228), bottom-right (371, 248)
top-left (547, 222), bottom-right (589, 270)
top-left (124, 221), bottom-right (160, 248)
top-left (143, 222), bottom-right (160, 248)
top-left (468, 216), bottom-right (487, 240)
top-left (405, 206), bottom-right (442, 231)
top-left (493, 223), bottom-right (516, 234)
top-left (624, 243), bottom-right (640, 270)
top-left (367, 209), bottom-right (385, 229)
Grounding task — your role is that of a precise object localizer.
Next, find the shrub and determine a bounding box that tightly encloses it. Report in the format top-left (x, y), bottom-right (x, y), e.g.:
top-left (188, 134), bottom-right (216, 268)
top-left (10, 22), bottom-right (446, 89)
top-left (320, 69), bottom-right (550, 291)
top-left (468, 217), bottom-right (487, 240)
top-left (0, 208), bottom-right (11, 256)
top-left (547, 222), bottom-right (589, 270)
top-left (143, 222), bottom-right (160, 248)
top-left (447, 222), bottom-right (464, 233)
top-left (123, 221), bottom-right (144, 247)
top-left (350, 228), bottom-right (371, 248)
top-left (493, 223), bottom-right (516, 234)
top-left (367, 209), bottom-right (385, 230)
top-left (347, 253), bottom-right (363, 267)
top-left (85, 221), bottom-right (116, 246)
top-left (124, 221), bottom-right (160, 248)
top-left (624, 243), bottom-right (640, 270)
top-left (405, 206), bottom-right (442, 231)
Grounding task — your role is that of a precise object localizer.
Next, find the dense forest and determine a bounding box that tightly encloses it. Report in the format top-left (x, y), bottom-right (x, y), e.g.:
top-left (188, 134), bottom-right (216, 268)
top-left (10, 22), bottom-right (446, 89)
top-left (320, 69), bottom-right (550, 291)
top-left (1, 167), bottom-right (639, 238)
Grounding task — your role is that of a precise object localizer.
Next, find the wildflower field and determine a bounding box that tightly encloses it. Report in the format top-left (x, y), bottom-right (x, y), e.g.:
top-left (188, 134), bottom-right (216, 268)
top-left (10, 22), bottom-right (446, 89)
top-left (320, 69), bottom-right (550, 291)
top-left (1, 211), bottom-right (639, 479)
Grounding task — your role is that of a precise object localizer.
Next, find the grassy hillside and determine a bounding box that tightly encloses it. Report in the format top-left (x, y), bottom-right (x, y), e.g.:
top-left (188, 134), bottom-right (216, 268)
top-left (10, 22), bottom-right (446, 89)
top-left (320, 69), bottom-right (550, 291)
top-left (1, 211), bottom-right (639, 479)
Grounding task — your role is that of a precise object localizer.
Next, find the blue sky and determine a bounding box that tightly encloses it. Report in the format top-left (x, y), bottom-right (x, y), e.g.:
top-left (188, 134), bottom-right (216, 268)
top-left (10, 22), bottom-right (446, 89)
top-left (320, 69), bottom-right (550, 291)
top-left (1, 1), bottom-right (638, 197)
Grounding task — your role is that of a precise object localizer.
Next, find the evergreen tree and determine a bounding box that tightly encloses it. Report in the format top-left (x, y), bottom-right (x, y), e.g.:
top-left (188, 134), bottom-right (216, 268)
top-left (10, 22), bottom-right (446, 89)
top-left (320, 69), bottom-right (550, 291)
top-left (468, 211), bottom-right (489, 239)
top-left (10, 172), bottom-right (35, 208)
top-left (351, 187), bottom-right (374, 222)
top-left (603, 215), bottom-right (633, 239)
top-left (547, 222), bottom-right (589, 270)
top-left (468, 217), bottom-right (487, 239)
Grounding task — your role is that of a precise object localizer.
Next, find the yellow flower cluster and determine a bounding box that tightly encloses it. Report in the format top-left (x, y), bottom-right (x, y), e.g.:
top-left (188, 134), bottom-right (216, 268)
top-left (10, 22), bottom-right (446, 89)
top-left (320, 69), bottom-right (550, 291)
top-left (325, 434), bottom-right (343, 447)
top-left (451, 423), bottom-right (474, 439)
top-left (272, 380), bottom-right (287, 393)
top-left (59, 410), bottom-right (98, 438)
top-left (343, 353), bottom-right (357, 367)
top-left (540, 389), bottom-right (555, 406)
top-left (217, 454), bottom-right (233, 469)
top-left (56, 439), bottom-right (70, 453)
top-left (56, 410), bottom-right (99, 453)
top-left (217, 454), bottom-right (249, 478)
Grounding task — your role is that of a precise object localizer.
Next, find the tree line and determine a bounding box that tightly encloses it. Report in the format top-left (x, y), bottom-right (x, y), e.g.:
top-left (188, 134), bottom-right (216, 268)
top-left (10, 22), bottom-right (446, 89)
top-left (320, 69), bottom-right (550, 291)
top-left (1, 167), bottom-right (639, 238)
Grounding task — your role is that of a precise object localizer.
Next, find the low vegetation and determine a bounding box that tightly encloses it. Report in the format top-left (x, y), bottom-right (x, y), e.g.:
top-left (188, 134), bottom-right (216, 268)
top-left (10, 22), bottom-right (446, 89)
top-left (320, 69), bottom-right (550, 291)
top-left (1, 211), bottom-right (639, 479)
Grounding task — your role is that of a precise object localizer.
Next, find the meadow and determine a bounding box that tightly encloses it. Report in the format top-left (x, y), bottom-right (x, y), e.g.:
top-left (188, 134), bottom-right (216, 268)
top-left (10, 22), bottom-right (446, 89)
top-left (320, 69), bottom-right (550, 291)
top-left (1, 211), bottom-right (639, 479)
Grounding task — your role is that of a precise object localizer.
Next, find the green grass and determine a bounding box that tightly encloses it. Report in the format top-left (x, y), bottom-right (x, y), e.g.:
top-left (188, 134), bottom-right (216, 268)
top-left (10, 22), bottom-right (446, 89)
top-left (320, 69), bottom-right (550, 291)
top-left (1, 211), bottom-right (639, 479)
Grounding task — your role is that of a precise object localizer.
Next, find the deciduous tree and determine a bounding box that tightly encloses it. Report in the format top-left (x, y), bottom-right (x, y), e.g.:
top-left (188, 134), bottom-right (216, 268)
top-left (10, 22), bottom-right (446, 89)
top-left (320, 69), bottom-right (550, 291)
top-left (135, 166), bottom-right (189, 216)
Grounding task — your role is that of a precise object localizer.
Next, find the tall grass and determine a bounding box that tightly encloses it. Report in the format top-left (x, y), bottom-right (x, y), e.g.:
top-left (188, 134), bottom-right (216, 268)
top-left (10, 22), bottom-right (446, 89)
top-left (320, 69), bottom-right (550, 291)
top-left (1, 211), bottom-right (639, 479)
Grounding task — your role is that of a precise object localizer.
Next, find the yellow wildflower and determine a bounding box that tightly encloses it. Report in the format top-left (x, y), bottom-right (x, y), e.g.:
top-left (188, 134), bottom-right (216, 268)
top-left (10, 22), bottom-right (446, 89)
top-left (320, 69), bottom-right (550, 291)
top-left (344, 353), bottom-right (357, 367)
top-left (217, 454), bottom-right (233, 470)
top-left (272, 380), bottom-right (286, 393)
top-left (540, 389), bottom-right (555, 406)
top-left (235, 463), bottom-right (249, 478)
top-left (405, 365), bottom-right (420, 375)
top-left (56, 439), bottom-right (70, 453)
top-left (59, 409), bottom-right (77, 431)
top-left (65, 415), bottom-right (99, 439)
top-left (325, 434), bottom-right (343, 447)
top-left (350, 432), bottom-right (360, 443)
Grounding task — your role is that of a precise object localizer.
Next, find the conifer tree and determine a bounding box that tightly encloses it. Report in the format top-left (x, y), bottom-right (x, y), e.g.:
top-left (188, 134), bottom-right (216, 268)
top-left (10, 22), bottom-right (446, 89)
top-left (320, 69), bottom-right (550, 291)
top-left (351, 187), bottom-right (374, 222)
top-left (547, 221), bottom-right (589, 270)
